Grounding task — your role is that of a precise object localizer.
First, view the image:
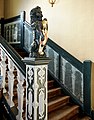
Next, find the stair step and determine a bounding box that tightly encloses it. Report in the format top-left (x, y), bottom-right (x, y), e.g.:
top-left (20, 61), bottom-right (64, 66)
top-left (14, 48), bottom-right (22, 52)
top-left (48, 104), bottom-right (79, 120)
top-left (48, 80), bottom-right (54, 89)
top-left (48, 87), bottom-right (61, 99)
top-left (14, 48), bottom-right (28, 58)
top-left (71, 113), bottom-right (92, 120)
top-left (18, 52), bottom-right (27, 58)
top-left (80, 116), bottom-right (92, 120)
top-left (48, 96), bottom-right (70, 113)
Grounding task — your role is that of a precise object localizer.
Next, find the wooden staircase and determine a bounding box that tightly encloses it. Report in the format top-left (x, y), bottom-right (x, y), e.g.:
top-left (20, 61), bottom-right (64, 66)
top-left (48, 80), bottom-right (91, 120)
top-left (3, 47), bottom-right (92, 120)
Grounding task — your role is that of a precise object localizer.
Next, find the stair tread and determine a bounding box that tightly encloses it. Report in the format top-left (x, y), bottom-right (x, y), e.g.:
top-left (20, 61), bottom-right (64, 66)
top-left (48, 87), bottom-right (61, 99)
top-left (11, 48), bottom-right (28, 58)
top-left (48, 87), bottom-right (61, 93)
top-left (79, 116), bottom-right (92, 120)
top-left (48, 103), bottom-right (79, 120)
top-left (71, 113), bottom-right (92, 120)
top-left (48, 80), bottom-right (54, 83)
top-left (48, 95), bottom-right (69, 104)
top-left (48, 95), bottom-right (70, 113)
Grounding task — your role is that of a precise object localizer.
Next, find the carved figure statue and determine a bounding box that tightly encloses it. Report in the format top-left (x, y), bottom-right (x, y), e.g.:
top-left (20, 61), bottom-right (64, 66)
top-left (29, 6), bottom-right (48, 58)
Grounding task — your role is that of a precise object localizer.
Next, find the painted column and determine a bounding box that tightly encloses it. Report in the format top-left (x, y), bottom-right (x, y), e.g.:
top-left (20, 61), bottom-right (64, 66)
top-left (1, 49), bottom-right (6, 93)
top-left (16, 69), bottom-right (25, 120)
top-left (23, 57), bottom-right (50, 120)
top-left (7, 58), bottom-right (15, 107)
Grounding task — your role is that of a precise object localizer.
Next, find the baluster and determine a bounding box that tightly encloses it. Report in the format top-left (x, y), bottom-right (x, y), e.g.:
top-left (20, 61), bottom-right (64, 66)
top-left (7, 58), bottom-right (15, 107)
top-left (16, 69), bottom-right (24, 120)
top-left (1, 49), bottom-right (7, 93)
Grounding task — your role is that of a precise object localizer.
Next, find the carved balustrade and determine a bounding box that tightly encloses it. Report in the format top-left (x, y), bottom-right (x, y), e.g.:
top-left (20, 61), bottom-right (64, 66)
top-left (0, 46), bottom-right (25, 120)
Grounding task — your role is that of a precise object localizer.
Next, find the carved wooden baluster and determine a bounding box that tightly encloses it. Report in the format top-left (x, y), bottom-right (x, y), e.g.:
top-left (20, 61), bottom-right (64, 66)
top-left (7, 58), bottom-right (15, 107)
top-left (0, 49), bottom-right (7, 93)
top-left (16, 69), bottom-right (25, 120)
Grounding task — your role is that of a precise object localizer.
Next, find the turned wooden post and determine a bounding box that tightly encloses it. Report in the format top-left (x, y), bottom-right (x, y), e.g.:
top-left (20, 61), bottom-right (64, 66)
top-left (16, 69), bottom-right (25, 120)
top-left (7, 58), bottom-right (15, 107)
top-left (1, 49), bottom-right (7, 93)
top-left (0, 76), bottom-right (3, 119)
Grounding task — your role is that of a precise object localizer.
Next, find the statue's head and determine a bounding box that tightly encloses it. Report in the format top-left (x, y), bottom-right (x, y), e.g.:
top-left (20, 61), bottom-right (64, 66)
top-left (30, 6), bottom-right (43, 24)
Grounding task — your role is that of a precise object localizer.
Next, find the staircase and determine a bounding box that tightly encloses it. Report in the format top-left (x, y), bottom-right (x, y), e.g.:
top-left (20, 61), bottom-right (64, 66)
top-left (48, 80), bottom-right (91, 120)
top-left (2, 47), bottom-right (91, 120)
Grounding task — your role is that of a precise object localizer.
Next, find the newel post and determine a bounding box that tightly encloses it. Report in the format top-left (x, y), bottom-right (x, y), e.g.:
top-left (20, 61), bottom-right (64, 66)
top-left (83, 60), bottom-right (92, 116)
top-left (23, 57), bottom-right (50, 120)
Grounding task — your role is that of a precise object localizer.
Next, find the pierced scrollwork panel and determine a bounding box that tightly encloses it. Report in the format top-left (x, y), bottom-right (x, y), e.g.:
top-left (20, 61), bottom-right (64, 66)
top-left (65, 62), bottom-right (73, 92)
top-left (16, 22), bottom-right (21, 42)
top-left (4, 21), bottom-right (21, 43)
top-left (4, 25), bottom-right (9, 42)
top-left (46, 45), bottom-right (59, 79)
top-left (60, 57), bottom-right (83, 103)
top-left (73, 69), bottom-right (83, 102)
top-left (24, 26), bottom-right (33, 52)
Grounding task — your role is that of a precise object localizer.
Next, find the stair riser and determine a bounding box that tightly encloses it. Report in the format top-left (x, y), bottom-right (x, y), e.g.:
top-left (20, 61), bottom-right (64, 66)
top-left (48, 89), bottom-right (61, 99)
top-left (48, 81), bottom-right (54, 89)
top-left (48, 98), bottom-right (69, 113)
top-left (60, 108), bottom-right (79, 120)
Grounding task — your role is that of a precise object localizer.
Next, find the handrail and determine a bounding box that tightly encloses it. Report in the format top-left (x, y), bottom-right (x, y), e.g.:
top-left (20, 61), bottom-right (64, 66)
top-left (0, 36), bottom-right (26, 77)
top-left (4, 15), bottom-right (20, 24)
top-left (24, 21), bottom-right (31, 28)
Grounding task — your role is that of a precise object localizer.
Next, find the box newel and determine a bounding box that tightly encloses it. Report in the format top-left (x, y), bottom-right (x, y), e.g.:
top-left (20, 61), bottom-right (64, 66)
top-left (23, 6), bottom-right (51, 120)
top-left (23, 58), bottom-right (50, 120)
